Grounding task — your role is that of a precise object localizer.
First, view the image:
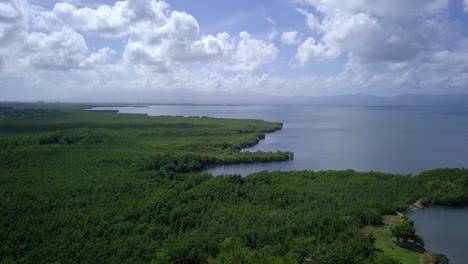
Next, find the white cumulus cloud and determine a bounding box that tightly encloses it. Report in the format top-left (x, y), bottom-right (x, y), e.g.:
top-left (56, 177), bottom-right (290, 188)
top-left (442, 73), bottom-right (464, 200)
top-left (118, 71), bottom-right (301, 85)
top-left (296, 0), bottom-right (448, 65)
top-left (80, 48), bottom-right (116, 69)
top-left (18, 28), bottom-right (115, 70)
top-left (52, 0), bottom-right (277, 72)
top-left (224, 32), bottom-right (279, 72)
top-left (52, 0), bottom-right (168, 38)
top-left (296, 37), bottom-right (332, 65)
top-left (21, 28), bottom-right (88, 70)
top-left (0, 0), bottom-right (28, 51)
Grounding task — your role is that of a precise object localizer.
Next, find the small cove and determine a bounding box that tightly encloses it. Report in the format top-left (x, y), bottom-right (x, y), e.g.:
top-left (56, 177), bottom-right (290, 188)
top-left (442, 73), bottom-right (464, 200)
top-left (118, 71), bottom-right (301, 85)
top-left (408, 207), bottom-right (468, 264)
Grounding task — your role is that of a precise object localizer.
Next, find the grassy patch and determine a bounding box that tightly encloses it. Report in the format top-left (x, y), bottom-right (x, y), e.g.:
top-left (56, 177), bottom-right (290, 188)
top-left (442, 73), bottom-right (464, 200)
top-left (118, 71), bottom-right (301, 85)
top-left (363, 215), bottom-right (433, 264)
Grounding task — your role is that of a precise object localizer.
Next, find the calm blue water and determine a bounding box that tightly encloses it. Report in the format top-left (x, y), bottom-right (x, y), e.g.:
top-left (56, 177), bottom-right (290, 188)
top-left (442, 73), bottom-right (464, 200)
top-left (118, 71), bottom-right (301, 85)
top-left (93, 105), bottom-right (468, 176)
top-left (409, 207), bottom-right (468, 264)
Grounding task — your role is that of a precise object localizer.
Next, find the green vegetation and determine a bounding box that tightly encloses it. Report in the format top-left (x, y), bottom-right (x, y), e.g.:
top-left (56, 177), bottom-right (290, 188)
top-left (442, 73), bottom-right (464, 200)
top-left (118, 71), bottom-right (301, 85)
top-left (415, 168), bottom-right (468, 206)
top-left (1, 104), bottom-right (466, 264)
top-left (0, 106), bottom-right (62, 119)
top-left (390, 216), bottom-right (424, 250)
top-left (363, 215), bottom-right (433, 264)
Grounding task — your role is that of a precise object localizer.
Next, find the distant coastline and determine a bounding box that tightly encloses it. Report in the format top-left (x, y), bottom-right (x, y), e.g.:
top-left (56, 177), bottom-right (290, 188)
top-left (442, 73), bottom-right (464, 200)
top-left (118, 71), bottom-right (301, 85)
top-left (6, 93), bottom-right (468, 108)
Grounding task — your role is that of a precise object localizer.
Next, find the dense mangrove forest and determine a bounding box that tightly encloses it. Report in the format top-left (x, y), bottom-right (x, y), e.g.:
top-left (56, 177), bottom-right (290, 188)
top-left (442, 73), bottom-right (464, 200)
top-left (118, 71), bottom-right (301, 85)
top-left (1, 104), bottom-right (467, 264)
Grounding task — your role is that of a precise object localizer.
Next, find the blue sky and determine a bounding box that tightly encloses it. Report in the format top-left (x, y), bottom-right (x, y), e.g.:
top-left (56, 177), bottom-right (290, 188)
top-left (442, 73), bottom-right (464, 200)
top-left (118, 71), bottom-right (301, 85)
top-left (1, 0), bottom-right (468, 102)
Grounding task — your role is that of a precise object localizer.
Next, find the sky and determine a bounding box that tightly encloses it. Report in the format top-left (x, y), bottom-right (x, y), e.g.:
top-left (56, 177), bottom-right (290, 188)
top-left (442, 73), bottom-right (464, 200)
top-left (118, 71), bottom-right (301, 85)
top-left (1, 0), bottom-right (468, 102)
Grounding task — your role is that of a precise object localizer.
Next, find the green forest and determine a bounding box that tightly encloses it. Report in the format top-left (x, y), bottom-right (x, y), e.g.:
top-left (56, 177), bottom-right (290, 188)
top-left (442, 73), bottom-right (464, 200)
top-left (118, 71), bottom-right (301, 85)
top-left (1, 104), bottom-right (467, 264)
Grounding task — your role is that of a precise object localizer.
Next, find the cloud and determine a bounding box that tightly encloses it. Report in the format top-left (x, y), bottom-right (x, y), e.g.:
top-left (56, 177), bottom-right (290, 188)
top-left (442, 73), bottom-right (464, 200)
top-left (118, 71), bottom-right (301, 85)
top-left (281, 31), bottom-right (301, 45)
top-left (3, 43), bottom-right (468, 101)
top-left (296, 0), bottom-right (449, 65)
top-left (296, 9), bottom-right (322, 32)
top-left (224, 32), bottom-right (279, 72)
top-left (80, 48), bottom-right (116, 69)
top-left (21, 28), bottom-right (88, 70)
top-left (122, 9), bottom-right (237, 67)
top-left (300, 0), bottom-right (448, 17)
top-left (52, 0), bottom-right (277, 72)
top-left (465, 0), bottom-right (468, 13)
top-left (52, 0), bottom-right (169, 38)
top-left (296, 37), bottom-right (331, 65)
top-left (1, 0), bottom-right (467, 101)
top-left (0, 0), bottom-right (28, 51)
top-left (1, 0), bottom-right (281, 74)
top-left (17, 28), bottom-right (115, 70)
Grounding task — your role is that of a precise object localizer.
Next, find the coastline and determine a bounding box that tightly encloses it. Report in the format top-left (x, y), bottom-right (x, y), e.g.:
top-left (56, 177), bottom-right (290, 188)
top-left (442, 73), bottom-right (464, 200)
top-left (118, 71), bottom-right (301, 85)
top-left (365, 200), bottom-right (458, 264)
top-left (400, 199), bottom-right (424, 216)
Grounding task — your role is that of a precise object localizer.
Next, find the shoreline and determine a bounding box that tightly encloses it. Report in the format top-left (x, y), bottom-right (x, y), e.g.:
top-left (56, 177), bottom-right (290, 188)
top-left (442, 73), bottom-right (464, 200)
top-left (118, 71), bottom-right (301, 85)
top-left (380, 200), bottom-right (467, 264)
top-left (399, 199), bottom-right (424, 216)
